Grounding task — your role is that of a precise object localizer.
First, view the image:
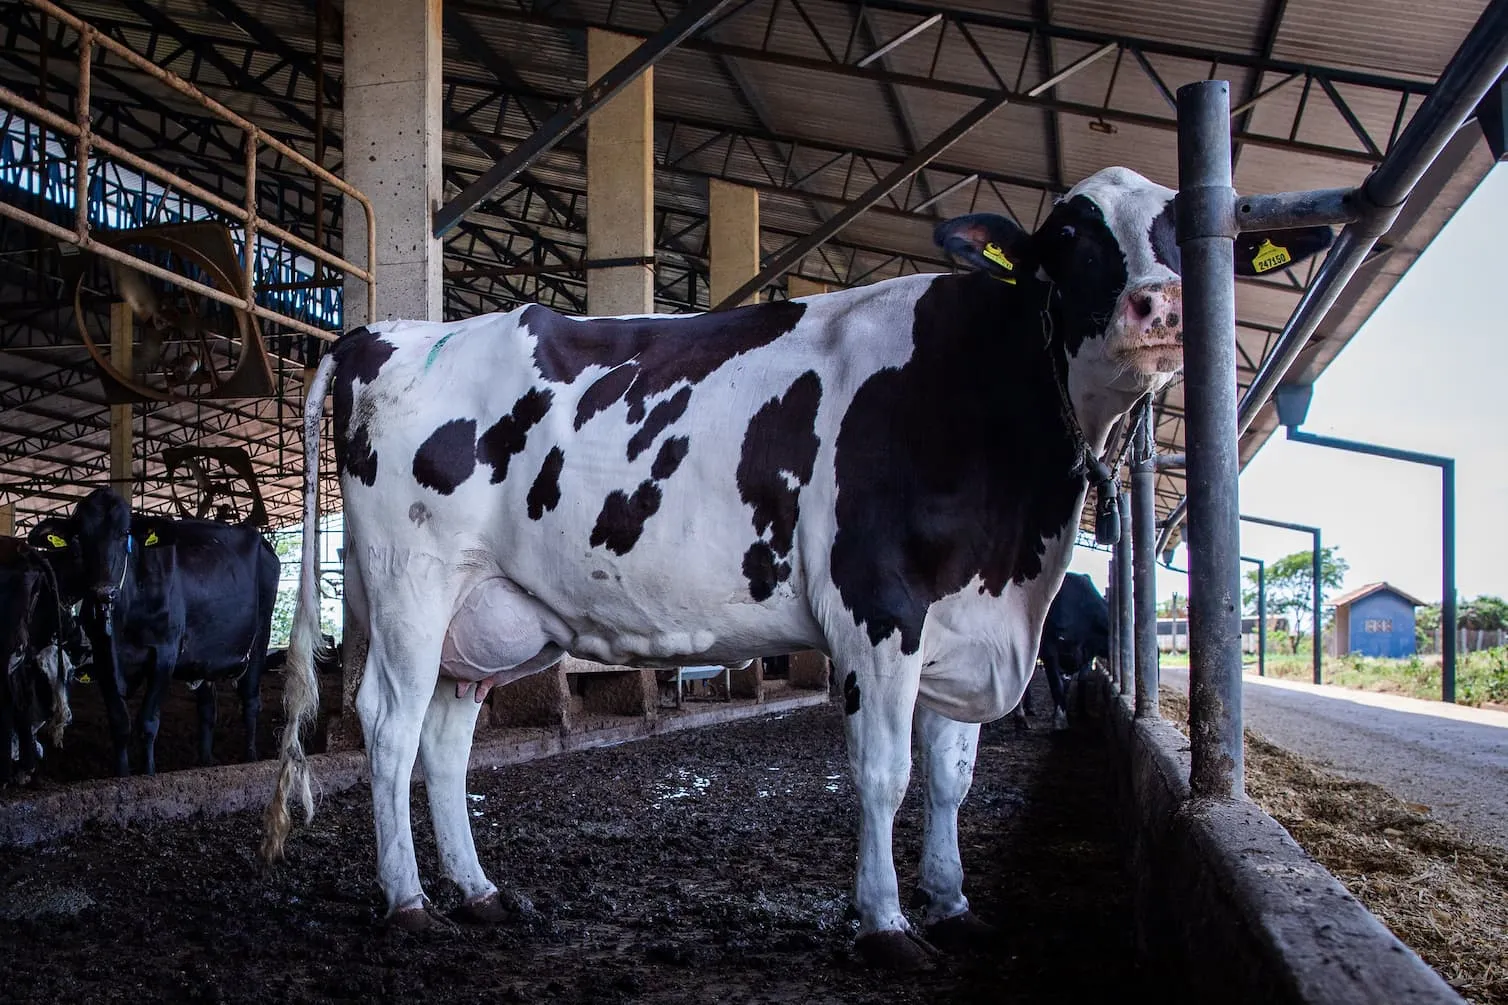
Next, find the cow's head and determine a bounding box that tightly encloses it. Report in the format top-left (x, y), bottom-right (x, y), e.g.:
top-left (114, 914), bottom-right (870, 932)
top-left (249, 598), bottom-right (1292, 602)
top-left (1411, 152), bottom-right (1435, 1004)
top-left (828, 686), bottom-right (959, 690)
top-left (71, 488), bottom-right (133, 606)
top-left (936, 166), bottom-right (1333, 424)
top-left (27, 516), bottom-right (85, 607)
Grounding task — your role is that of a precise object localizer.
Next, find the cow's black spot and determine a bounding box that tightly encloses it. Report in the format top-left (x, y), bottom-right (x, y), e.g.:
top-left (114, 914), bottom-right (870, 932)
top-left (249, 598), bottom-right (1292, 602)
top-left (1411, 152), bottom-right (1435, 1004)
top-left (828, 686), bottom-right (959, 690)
top-left (591, 570), bottom-right (608, 580)
top-left (651, 436), bottom-right (689, 482)
top-left (1147, 198), bottom-right (1180, 275)
top-left (626, 386), bottom-right (692, 461)
top-left (574, 364), bottom-right (638, 431)
top-left (346, 423), bottom-right (379, 486)
top-left (589, 481), bottom-right (662, 556)
top-left (413, 419), bottom-right (477, 495)
top-left (525, 301), bottom-right (807, 428)
top-left (527, 447), bottom-right (565, 520)
top-left (1034, 195), bottom-right (1131, 355)
top-left (477, 387), bottom-right (554, 484)
top-left (829, 273), bottom-right (1084, 655)
top-left (843, 671), bottom-right (861, 715)
top-left (331, 326), bottom-right (396, 478)
top-left (735, 371), bottom-right (822, 600)
top-left (408, 502), bottom-right (429, 527)
top-left (740, 541), bottom-right (790, 603)
top-left (1167, 310), bottom-right (1180, 327)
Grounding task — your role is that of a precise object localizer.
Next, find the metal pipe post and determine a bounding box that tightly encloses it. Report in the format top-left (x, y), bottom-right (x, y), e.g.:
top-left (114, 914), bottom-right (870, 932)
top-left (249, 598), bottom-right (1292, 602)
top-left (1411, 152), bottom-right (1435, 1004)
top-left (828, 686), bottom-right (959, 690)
top-left (1443, 460), bottom-right (1457, 702)
top-left (1311, 526), bottom-right (1323, 683)
top-left (1256, 559), bottom-right (1266, 677)
top-left (1177, 79), bottom-right (1244, 799)
top-left (1116, 491), bottom-right (1134, 697)
top-left (1108, 556), bottom-right (1120, 687)
top-left (1132, 419), bottom-right (1158, 718)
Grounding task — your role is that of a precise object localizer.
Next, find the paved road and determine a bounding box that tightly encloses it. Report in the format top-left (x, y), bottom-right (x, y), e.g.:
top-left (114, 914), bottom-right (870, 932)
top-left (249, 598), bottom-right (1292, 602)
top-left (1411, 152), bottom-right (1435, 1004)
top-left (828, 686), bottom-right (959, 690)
top-left (1160, 666), bottom-right (1508, 851)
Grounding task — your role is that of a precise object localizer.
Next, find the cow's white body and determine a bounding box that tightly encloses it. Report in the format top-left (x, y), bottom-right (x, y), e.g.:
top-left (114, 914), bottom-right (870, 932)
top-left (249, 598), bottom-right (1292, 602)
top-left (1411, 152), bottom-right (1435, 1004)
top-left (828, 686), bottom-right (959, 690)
top-left (263, 166), bottom-right (1265, 970)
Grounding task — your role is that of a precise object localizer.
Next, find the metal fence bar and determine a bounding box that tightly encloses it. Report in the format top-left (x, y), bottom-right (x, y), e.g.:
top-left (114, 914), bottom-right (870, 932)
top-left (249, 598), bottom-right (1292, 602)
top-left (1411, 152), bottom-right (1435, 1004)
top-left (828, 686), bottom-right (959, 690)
top-left (1116, 491), bottom-right (1134, 697)
top-left (1132, 417), bottom-right (1159, 719)
top-left (1176, 79), bottom-right (1244, 800)
top-left (7, 0), bottom-right (377, 334)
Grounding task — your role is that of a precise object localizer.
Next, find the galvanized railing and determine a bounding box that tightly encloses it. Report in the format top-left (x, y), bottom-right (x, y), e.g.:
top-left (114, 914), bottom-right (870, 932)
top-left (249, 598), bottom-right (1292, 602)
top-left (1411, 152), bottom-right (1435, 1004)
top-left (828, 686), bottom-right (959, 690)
top-left (0, 0), bottom-right (374, 343)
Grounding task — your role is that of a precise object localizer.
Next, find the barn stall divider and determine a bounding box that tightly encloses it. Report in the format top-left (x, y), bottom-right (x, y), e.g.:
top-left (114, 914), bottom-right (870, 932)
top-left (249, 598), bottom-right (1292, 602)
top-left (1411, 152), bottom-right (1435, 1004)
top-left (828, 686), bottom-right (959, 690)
top-left (1098, 1), bottom-right (1508, 1001)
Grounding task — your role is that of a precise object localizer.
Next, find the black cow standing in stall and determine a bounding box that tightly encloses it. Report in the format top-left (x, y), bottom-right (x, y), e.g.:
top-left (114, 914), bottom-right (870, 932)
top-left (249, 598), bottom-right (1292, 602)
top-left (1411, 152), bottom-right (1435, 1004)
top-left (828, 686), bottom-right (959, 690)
top-left (0, 537), bottom-right (73, 785)
top-left (1015, 572), bottom-right (1110, 729)
top-left (57, 487), bottom-right (279, 776)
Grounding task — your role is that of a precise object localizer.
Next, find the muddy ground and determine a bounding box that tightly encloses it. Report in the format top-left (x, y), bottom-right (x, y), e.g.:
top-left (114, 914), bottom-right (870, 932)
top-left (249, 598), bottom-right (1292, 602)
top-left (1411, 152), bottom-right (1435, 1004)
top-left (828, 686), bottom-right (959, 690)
top-left (0, 674), bottom-right (1149, 1004)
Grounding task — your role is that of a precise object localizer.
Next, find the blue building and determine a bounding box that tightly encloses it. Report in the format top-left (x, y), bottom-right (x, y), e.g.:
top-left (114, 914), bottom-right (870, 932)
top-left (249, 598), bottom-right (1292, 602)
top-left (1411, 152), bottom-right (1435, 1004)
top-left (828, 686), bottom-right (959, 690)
top-left (1329, 583), bottom-right (1426, 659)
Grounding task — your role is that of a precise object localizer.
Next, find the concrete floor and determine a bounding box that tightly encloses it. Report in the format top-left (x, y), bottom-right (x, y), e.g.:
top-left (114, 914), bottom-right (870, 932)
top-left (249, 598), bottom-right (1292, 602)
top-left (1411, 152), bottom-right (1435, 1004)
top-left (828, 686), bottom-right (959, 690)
top-left (1160, 666), bottom-right (1508, 852)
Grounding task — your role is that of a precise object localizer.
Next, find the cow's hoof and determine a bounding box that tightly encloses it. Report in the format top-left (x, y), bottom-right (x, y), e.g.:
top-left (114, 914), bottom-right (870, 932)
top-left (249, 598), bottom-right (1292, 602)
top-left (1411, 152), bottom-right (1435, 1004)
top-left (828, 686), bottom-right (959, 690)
top-left (1052, 710), bottom-right (1070, 732)
top-left (1012, 715), bottom-right (1031, 732)
top-left (387, 904), bottom-right (456, 934)
top-left (924, 911), bottom-right (996, 951)
top-left (451, 891), bottom-right (509, 926)
top-left (854, 929), bottom-right (941, 972)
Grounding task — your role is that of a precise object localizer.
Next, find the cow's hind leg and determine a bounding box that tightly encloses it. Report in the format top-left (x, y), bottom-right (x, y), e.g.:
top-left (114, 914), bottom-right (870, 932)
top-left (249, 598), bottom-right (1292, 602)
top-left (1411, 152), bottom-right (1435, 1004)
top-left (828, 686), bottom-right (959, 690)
top-left (418, 676), bottom-right (504, 924)
top-left (834, 644), bottom-right (936, 972)
top-left (913, 705), bottom-right (995, 949)
top-left (194, 680), bottom-right (217, 765)
top-left (357, 619), bottom-right (445, 931)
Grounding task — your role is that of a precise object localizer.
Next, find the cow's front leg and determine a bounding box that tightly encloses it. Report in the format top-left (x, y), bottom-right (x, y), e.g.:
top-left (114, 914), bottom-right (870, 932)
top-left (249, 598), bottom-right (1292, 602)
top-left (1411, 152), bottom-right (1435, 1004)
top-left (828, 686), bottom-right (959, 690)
top-left (913, 705), bottom-right (995, 949)
top-left (1042, 651), bottom-right (1070, 731)
top-left (88, 626), bottom-right (132, 776)
top-left (193, 679), bottom-right (217, 766)
top-left (840, 651), bottom-right (936, 971)
top-left (419, 677), bottom-right (507, 924)
top-left (138, 645), bottom-right (175, 776)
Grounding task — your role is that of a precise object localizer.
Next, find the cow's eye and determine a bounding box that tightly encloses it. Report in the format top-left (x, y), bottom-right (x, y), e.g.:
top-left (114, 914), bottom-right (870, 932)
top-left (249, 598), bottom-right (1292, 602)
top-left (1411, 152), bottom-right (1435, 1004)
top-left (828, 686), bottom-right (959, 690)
top-left (1060, 224), bottom-right (1077, 240)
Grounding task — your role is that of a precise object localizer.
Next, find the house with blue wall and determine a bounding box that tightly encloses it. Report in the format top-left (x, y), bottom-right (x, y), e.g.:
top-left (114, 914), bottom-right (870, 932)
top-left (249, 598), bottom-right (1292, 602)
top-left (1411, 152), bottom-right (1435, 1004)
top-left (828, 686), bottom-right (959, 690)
top-left (1329, 583), bottom-right (1426, 658)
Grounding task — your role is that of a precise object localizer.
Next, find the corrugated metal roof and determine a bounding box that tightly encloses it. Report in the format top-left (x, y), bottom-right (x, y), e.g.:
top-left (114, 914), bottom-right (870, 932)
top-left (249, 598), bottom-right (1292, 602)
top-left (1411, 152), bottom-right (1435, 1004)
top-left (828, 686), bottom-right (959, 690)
top-left (0, 0), bottom-right (1497, 531)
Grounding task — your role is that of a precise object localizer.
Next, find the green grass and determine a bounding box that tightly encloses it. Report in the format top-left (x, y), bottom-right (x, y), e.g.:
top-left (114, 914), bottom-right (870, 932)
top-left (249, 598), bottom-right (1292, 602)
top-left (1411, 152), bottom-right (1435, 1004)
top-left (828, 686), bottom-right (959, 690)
top-left (1158, 644), bottom-right (1508, 708)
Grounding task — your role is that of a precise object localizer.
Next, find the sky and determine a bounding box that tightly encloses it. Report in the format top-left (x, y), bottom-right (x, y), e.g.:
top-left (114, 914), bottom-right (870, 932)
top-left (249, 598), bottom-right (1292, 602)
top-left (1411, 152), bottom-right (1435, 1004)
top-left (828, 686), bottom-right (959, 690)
top-left (1069, 162), bottom-right (1508, 608)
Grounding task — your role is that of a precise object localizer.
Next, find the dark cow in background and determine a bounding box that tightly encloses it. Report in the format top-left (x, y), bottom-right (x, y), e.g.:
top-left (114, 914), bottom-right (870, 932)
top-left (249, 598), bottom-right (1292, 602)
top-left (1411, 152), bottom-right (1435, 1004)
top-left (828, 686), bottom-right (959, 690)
top-left (1015, 572), bottom-right (1110, 730)
top-left (49, 488), bottom-right (279, 776)
top-left (0, 537), bottom-right (74, 785)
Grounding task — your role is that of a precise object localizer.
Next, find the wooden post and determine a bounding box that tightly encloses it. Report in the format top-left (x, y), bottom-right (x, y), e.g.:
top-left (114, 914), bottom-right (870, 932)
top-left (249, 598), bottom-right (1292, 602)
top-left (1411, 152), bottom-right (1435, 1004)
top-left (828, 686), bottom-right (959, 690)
top-left (0, 503), bottom-right (13, 538)
top-left (109, 302), bottom-right (133, 503)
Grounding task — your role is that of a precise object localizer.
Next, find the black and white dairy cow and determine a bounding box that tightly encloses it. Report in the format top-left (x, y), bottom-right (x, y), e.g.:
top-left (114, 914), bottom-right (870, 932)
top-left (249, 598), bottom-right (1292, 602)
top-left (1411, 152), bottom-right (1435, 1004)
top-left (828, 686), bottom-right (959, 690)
top-left (263, 166), bottom-right (1330, 968)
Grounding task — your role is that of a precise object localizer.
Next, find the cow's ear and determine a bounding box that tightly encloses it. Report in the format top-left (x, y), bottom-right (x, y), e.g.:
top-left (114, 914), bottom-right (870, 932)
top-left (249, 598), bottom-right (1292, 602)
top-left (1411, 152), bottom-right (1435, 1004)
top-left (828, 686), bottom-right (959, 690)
top-left (130, 516), bottom-right (176, 549)
top-left (934, 213), bottom-right (1031, 284)
top-left (28, 517), bottom-right (75, 551)
top-left (1234, 225), bottom-right (1333, 277)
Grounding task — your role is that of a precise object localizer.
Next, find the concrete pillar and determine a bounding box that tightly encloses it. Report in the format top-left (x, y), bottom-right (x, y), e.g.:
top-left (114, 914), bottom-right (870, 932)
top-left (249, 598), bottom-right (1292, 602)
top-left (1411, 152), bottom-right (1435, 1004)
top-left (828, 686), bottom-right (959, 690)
top-left (341, 0), bottom-right (444, 327)
top-left (787, 276), bottom-right (830, 299)
top-left (708, 179), bottom-right (760, 307)
top-left (0, 503), bottom-right (14, 538)
top-left (329, 0), bottom-right (444, 751)
top-left (109, 302), bottom-right (132, 504)
top-left (587, 29), bottom-right (654, 315)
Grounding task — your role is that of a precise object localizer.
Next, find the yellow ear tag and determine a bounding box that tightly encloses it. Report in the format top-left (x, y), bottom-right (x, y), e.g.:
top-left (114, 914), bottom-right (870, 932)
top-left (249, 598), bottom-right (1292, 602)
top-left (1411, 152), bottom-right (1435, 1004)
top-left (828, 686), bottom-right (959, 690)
top-left (981, 243), bottom-right (1018, 285)
top-left (46, 534), bottom-right (67, 549)
top-left (1251, 238), bottom-right (1292, 274)
top-left (144, 530), bottom-right (159, 547)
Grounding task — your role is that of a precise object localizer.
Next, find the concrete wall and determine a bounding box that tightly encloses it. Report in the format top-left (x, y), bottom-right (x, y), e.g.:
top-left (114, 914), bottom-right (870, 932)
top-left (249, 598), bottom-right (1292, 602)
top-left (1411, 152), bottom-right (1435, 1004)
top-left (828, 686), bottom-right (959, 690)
top-left (1096, 675), bottom-right (1462, 1004)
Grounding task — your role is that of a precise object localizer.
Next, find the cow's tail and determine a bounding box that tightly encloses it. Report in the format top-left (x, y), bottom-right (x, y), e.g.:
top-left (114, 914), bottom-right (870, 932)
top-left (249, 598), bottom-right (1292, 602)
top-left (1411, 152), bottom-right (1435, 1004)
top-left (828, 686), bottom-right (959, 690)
top-left (262, 351), bottom-right (339, 865)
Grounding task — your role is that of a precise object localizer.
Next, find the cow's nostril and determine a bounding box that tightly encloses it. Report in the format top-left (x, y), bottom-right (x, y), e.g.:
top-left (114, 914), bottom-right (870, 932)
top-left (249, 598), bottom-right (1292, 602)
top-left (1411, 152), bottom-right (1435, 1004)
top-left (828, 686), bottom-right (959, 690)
top-left (1130, 293), bottom-right (1153, 320)
top-left (1167, 310), bottom-right (1181, 327)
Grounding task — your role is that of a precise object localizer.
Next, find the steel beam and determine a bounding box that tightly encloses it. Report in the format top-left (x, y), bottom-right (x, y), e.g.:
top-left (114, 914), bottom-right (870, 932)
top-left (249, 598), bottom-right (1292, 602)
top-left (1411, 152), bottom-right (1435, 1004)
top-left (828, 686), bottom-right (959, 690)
top-left (433, 0), bottom-right (737, 237)
top-left (1240, 514), bottom-right (1323, 685)
top-left (1116, 490), bottom-right (1134, 696)
top-left (1132, 415), bottom-right (1159, 718)
top-left (1282, 428), bottom-right (1457, 701)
